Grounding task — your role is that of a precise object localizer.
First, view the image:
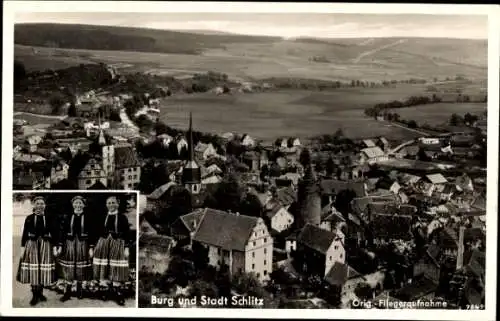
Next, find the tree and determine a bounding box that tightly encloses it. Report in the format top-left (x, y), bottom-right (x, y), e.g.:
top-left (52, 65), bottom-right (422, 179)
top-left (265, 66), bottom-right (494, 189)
top-left (49, 94), bottom-right (66, 115)
top-left (155, 121), bottom-right (169, 135)
top-left (165, 257), bottom-right (196, 288)
top-left (299, 148), bottom-right (312, 167)
top-left (239, 193), bottom-right (263, 217)
top-left (260, 164), bottom-right (270, 181)
top-left (354, 283), bottom-right (374, 300)
top-left (407, 120), bottom-right (418, 128)
top-left (464, 113), bottom-right (478, 126)
top-left (326, 157), bottom-right (336, 177)
top-left (322, 284), bottom-right (342, 308)
top-left (334, 189), bottom-right (357, 217)
top-left (206, 173), bottom-right (244, 213)
top-left (232, 272), bottom-right (267, 302)
top-left (14, 60), bottom-right (26, 91)
top-left (449, 113), bottom-right (463, 126)
top-left (334, 128), bottom-right (344, 139)
top-left (109, 109), bottom-right (121, 122)
top-left (67, 103), bottom-right (77, 117)
top-left (269, 163), bottom-right (282, 177)
top-left (189, 280), bottom-right (219, 302)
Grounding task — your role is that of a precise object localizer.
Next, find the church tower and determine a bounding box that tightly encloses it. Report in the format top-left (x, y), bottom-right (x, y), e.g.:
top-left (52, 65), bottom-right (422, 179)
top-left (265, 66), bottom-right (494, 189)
top-left (98, 114), bottom-right (115, 179)
top-left (181, 112), bottom-right (202, 195)
top-left (296, 149), bottom-right (321, 228)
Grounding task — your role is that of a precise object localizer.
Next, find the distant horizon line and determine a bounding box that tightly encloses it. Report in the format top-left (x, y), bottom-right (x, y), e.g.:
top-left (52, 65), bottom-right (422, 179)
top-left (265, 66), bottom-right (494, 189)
top-left (14, 22), bottom-right (487, 41)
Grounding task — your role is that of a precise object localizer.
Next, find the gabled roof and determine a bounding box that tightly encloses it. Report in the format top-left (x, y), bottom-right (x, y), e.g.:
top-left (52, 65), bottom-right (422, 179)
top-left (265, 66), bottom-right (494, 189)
top-left (436, 227), bottom-right (459, 249)
top-left (321, 204), bottom-right (344, 223)
top-left (324, 262), bottom-right (362, 286)
top-left (362, 139), bottom-right (376, 147)
top-left (195, 142), bottom-right (213, 153)
top-left (276, 187), bottom-right (297, 207)
top-left (148, 181), bottom-right (177, 200)
top-left (297, 224), bottom-right (339, 255)
top-left (87, 181), bottom-right (107, 190)
top-left (393, 275), bottom-right (438, 301)
top-left (379, 137), bottom-right (390, 146)
top-left (13, 170), bottom-right (46, 187)
top-left (179, 209), bottom-right (206, 232)
top-left (376, 177), bottom-right (398, 190)
top-left (320, 179), bottom-right (366, 198)
top-left (369, 213), bottom-right (413, 241)
top-left (465, 249), bottom-right (485, 279)
top-left (279, 173), bottom-right (301, 186)
top-left (115, 146), bottom-right (140, 168)
top-left (361, 146), bottom-right (385, 158)
top-left (471, 195), bottom-right (486, 210)
top-left (351, 197), bottom-right (373, 214)
top-left (139, 233), bottom-right (175, 253)
top-left (425, 173), bottom-right (448, 184)
top-left (139, 217), bottom-right (158, 234)
top-left (264, 204), bottom-right (286, 220)
top-left (192, 208), bottom-right (260, 251)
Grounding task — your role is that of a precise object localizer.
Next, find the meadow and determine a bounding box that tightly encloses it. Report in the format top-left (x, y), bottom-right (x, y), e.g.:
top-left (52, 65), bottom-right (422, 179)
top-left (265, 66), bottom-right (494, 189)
top-left (158, 88), bottom-right (433, 142)
top-left (13, 25), bottom-right (488, 142)
top-left (388, 102), bottom-right (487, 126)
top-left (15, 36), bottom-right (487, 83)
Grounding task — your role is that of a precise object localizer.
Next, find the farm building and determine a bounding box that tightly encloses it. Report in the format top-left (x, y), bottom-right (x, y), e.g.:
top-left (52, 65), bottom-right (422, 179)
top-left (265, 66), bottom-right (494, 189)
top-left (358, 147), bottom-right (388, 165)
top-left (139, 233), bottom-right (176, 274)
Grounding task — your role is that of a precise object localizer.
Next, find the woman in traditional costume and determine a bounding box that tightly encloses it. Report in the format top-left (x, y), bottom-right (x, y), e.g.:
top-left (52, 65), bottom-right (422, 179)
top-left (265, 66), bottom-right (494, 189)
top-left (57, 196), bottom-right (94, 302)
top-left (16, 196), bottom-right (57, 306)
top-left (92, 196), bottom-right (132, 306)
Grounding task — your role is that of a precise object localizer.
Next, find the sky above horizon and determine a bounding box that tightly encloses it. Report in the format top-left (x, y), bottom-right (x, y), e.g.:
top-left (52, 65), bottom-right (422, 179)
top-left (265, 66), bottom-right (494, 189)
top-left (15, 13), bottom-right (488, 40)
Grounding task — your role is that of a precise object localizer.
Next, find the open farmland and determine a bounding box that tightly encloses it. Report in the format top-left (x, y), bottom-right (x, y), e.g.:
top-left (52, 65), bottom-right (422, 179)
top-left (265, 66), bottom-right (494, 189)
top-left (15, 41), bottom-right (487, 83)
top-left (158, 88), bottom-right (432, 142)
top-left (388, 102), bottom-right (487, 126)
top-left (14, 112), bottom-right (65, 124)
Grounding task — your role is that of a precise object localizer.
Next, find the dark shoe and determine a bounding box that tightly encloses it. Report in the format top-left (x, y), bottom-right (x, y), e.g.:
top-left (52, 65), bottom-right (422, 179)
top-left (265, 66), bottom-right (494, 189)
top-left (34, 286), bottom-right (47, 302)
top-left (29, 292), bottom-right (39, 306)
top-left (116, 290), bottom-right (125, 306)
top-left (60, 285), bottom-right (72, 302)
top-left (100, 287), bottom-right (108, 301)
top-left (76, 283), bottom-right (83, 300)
top-left (38, 291), bottom-right (47, 302)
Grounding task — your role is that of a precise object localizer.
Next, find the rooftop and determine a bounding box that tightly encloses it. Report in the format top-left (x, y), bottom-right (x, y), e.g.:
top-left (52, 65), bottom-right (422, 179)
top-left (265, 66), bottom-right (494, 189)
top-left (192, 208), bottom-right (261, 251)
top-left (361, 146), bottom-right (385, 158)
top-left (324, 262), bottom-right (362, 286)
top-left (297, 223), bottom-right (339, 255)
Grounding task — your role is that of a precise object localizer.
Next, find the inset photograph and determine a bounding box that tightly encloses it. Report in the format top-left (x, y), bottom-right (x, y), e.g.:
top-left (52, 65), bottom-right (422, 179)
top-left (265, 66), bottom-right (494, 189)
top-left (12, 191), bottom-right (138, 308)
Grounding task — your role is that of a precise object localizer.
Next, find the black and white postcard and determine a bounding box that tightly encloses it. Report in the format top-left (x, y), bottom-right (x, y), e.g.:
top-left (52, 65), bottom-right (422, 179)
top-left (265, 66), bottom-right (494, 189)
top-left (11, 191), bottom-right (138, 308)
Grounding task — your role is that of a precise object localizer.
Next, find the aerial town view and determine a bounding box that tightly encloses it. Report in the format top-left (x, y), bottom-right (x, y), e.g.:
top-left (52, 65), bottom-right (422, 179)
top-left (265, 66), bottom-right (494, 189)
top-left (11, 11), bottom-right (487, 310)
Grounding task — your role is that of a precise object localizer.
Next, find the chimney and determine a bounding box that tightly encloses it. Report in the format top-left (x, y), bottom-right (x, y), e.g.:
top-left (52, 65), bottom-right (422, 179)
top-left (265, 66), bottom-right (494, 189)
top-left (456, 226), bottom-right (466, 270)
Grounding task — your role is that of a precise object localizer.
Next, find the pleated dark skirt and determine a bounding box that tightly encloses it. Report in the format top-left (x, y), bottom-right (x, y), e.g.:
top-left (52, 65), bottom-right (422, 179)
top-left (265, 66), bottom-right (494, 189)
top-left (58, 237), bottom-right (92, 281)
top-left (93, 235), bottom-right (129, 282)
top-left (17, 238), bottom-right (56, 286)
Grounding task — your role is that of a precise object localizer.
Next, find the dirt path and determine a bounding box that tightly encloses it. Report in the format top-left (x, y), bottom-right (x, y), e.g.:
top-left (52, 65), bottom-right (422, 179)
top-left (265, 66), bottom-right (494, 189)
top-left (386, 121), bottom-right (431, 136)
top-left (14, 112), bottom-right (67, 120)
top-left (119, 108), bottom-right (140, 133)
top-left (352, 39), bottom-right (407, 63)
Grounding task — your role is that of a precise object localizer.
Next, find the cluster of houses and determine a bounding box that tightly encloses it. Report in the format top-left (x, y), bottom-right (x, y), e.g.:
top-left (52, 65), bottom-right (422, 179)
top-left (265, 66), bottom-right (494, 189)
top-left (13, 91), bottom-right (486, 308)
top-left (138, 127), bottom-right (486, 308)
top-left (13, 112), bottom-right (143, 190)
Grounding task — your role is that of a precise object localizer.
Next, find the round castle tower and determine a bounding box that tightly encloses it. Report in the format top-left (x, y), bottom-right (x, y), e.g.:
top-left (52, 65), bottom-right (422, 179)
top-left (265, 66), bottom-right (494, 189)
top-left (296, 149), bottom-right (321, 228)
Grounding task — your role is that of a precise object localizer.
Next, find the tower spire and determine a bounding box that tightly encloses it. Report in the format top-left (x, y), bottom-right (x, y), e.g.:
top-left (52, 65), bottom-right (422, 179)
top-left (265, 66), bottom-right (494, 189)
top-left (98, 112), bottom-right (106, 146)
top-left (188, 112), bottom-right (194, 161)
